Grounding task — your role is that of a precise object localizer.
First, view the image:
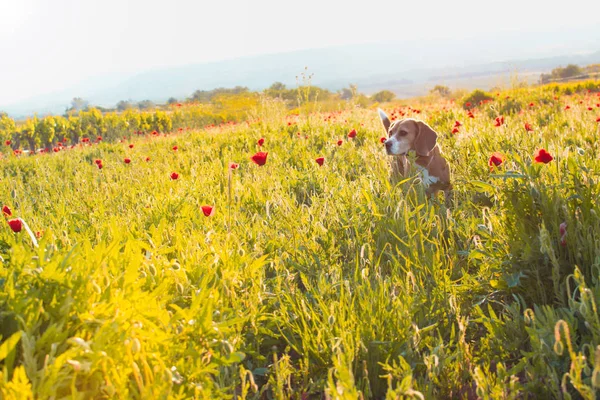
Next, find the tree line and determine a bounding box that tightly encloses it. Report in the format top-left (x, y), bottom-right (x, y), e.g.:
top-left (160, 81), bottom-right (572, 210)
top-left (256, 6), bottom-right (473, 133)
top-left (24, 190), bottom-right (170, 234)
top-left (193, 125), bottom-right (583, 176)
top-left (0, 83), bottom-right (397, 153)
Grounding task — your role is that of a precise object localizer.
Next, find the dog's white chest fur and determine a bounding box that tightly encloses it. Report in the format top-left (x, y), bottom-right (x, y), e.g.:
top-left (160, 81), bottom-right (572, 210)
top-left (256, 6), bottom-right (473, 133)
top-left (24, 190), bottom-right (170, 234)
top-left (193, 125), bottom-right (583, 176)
top-left (417, 166), bottom-right (439, 187)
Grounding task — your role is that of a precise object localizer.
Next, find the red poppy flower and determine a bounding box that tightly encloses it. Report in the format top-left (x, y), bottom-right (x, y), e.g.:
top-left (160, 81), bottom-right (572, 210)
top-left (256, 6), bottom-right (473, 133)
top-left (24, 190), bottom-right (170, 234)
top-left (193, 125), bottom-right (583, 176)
top-left (565, 105), bottom-right (571, 110)
top-left (454, 121), bottom-right (462, 127)
top-left (488, 152), bottom-right (504, 167)
top-left (560, 222), bottom-right (567, 237)
top-left (129, 144), bottom-right (134, 149)
top-left (152, 131), bottom-right (158, 136)
top-left (596, 117), bottom-right (600, 123)
top-left (588, 107), bottom-right (594, 111)
top-left (494, 116), bottom-right (504, 127)
top-left (97, 163), bottom-right (103, 169)
top-left (35, 231), bottom-right (43, 239)
top-left (97, 136), bottom-right (102, 141)
top-left (348, 129), bottom-right (357, 138)
top-left (315, 157), bottom-right (324, 166)
top-left (529, 102), bottom-right (535, 107)
top-left (170, 172), bottom-right (179, 180)
top-left (201, 205), bottom-right (215, 217)
top-left (173, 146), bottom-right (178, 151)
top-left (145, 157), bottom-right (151, 162)
top-left (337, 140), bottom-right (343, 146)
top-left (250, 152), bottom-right (268, 166)
top-left (534, 148), bottom-right (553, 164)
top-left (2, 205), bottom-right (12, 217)
top-left (559, 222), bottom-right (567, 247)
top-left (94, 159), bottom-right (102, 165)
top-left (524, 123), bottom-right (534, 132)
top-left (124, 158), bottom-right (131, 164)
top-left (467, 111), bottom-right (475, 119)
top-left (7, 218), bottom-right (22, 233)
top-left (257, 138), bottom-right (265, 146)
top-left (229, 162), bottom-right (239, 170)
top-left (5, 140), bottom-right (11, 146)
top-left (451, 127), bottom-right (459, 134)
top-left (380, 137), bottom-right (387, 143)
top-left (465, 102), bottom-right (472, 107)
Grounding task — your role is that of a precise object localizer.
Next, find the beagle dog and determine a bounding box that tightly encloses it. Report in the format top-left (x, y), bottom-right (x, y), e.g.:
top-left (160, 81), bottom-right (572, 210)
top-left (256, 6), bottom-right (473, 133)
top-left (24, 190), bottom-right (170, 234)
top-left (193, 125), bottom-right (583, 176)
top-left (378, 109), bottom-right (452, 199)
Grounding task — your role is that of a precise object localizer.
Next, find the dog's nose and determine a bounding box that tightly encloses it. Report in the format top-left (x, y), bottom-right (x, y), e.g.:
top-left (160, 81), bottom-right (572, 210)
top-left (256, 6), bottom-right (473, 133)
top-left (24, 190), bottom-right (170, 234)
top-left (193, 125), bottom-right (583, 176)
top-left (384, 140), bottom-right (392, 149)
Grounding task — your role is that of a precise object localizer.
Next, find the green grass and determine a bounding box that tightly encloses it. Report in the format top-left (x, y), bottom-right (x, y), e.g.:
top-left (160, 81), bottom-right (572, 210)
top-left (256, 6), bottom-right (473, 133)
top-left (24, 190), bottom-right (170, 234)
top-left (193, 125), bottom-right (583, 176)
top-left (1, 85), bottom-right (600, 399)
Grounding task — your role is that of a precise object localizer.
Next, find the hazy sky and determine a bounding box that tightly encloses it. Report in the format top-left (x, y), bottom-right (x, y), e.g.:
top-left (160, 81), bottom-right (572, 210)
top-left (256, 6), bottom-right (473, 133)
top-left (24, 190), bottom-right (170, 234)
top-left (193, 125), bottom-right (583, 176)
top-left (1, 0), bottom-right (599, 106)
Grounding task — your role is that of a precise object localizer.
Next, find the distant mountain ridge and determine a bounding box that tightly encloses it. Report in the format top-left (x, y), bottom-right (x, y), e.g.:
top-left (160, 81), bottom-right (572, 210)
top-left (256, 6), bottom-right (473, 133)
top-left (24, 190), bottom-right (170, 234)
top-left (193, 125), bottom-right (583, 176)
top-left (2, 25), bottom-right (599, 118)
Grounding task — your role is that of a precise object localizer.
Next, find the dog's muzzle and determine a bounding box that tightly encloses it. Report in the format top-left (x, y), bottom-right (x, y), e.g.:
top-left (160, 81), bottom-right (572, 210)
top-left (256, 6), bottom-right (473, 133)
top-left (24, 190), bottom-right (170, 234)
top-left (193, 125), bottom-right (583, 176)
top-left (384, 140), bottom-right (405, 156)
top-left (384, 140), bottom-right (393, 153)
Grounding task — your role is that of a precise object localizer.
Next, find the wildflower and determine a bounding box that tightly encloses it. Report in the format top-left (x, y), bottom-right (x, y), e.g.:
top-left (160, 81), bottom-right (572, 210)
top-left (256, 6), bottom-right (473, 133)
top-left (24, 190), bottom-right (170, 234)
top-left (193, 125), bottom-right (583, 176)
top-left (380, 137), bottom-right (387, 143)
top-left (494, 116), bottom-right (504, 127)
top-left (173, 146), bottom-right (178, 151)
top-left (257, 138), bottom-right (265, 146)
top-left (488, 152), bottom-right (504, 167)
top-left (467, 111), bottom-right (475, 119)
top-left (7, 218), bottom-right (22, 233)
top-left (524, 123), bottom-right (534, 132)
top-left (94, 159), bottom-right (102, 165)
top-left (2, 205), bottom-right (12, 217)
top-left (129, 144), bottom-right (134, 149)
top-left (97, 163), bottom-right (103, 169)
top-left (35, 231), bottom-right (43, 239)
top-left (348, 129), bottom-right (357, 138)
top-left (170, 172), bottom-right (179, 180)
top-left (250, 152), bottom-right (268, 166)
top-left (560, 222), bottom-right (567, 247)
top-left (451, 127), bottom-right (459, 134)
top-left (229, 162), bottom-right (239, 170)
top-left (534, 148), bottom-right (553, 164)
top-left (201, 205), bottom-right (215, 217)
top-left (529, 102), bottom-right (535, 107)
top-left (337, 140), bottom-right (343, 146)
top-left (454, 121), bottom-right (462, 127)
top-left (97, 136), bottom-right (102, 141)
top-left (315, 157), bottom-right (325, 166)
top-left (5, 140), bottom-right (11, 146)
top-left (124, 158), bottom-right (131, 164)
top-left (565, 105), bottom-right (571, 110)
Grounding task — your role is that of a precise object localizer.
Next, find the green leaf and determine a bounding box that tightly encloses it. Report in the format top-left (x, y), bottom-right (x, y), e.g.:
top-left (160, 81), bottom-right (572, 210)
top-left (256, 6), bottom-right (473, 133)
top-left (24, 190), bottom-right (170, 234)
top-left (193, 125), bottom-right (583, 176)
top-left (470, 180), bottom-right (495, 193)
top-left (0, 331), bottom-right (22, 362)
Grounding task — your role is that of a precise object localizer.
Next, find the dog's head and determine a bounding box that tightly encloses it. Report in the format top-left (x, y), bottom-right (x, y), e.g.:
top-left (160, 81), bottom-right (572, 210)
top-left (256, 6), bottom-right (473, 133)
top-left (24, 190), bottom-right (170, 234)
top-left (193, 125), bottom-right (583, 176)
top-left (378, 109), bottom-right (438, 156)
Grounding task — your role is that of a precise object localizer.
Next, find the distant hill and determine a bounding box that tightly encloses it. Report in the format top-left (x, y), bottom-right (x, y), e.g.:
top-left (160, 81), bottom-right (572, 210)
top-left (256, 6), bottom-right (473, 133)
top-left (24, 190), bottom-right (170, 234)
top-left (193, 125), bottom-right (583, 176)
top-left (2, 25), bottom-right (599, 118)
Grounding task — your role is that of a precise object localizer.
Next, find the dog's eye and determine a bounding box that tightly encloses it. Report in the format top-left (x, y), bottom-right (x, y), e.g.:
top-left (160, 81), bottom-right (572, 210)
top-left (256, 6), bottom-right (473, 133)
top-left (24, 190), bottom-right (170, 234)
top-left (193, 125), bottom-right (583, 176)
top-left (399, 130), bottom-right (408, 136)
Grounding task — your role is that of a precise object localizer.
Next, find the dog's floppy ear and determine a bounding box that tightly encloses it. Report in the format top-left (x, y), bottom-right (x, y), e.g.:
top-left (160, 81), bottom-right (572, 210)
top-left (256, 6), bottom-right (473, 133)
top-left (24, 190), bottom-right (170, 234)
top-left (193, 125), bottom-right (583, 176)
top-left (414, 121), bottom-right (438, 156)
top-left (378, 108), bottom-right (391, 133)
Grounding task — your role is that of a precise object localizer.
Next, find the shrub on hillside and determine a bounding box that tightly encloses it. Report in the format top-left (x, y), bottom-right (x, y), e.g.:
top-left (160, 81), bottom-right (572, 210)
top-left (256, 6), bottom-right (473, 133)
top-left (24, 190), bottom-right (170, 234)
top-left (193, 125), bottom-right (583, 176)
top-left (461, 89), bottom-right (494, 109)
top-left (371, 90), bottom-right (395, 103)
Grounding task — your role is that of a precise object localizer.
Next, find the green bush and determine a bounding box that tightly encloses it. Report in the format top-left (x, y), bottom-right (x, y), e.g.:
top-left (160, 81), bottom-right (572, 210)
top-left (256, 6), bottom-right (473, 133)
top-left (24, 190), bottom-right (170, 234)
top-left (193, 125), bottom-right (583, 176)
top-left (461, 89), bottom-right (494, 109)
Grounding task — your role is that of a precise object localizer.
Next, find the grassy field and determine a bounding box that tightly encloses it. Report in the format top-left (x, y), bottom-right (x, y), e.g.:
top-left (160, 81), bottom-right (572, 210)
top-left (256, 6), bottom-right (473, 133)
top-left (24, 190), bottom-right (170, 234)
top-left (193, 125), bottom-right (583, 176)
top-left (1, 84), bottom-right (600, 399)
